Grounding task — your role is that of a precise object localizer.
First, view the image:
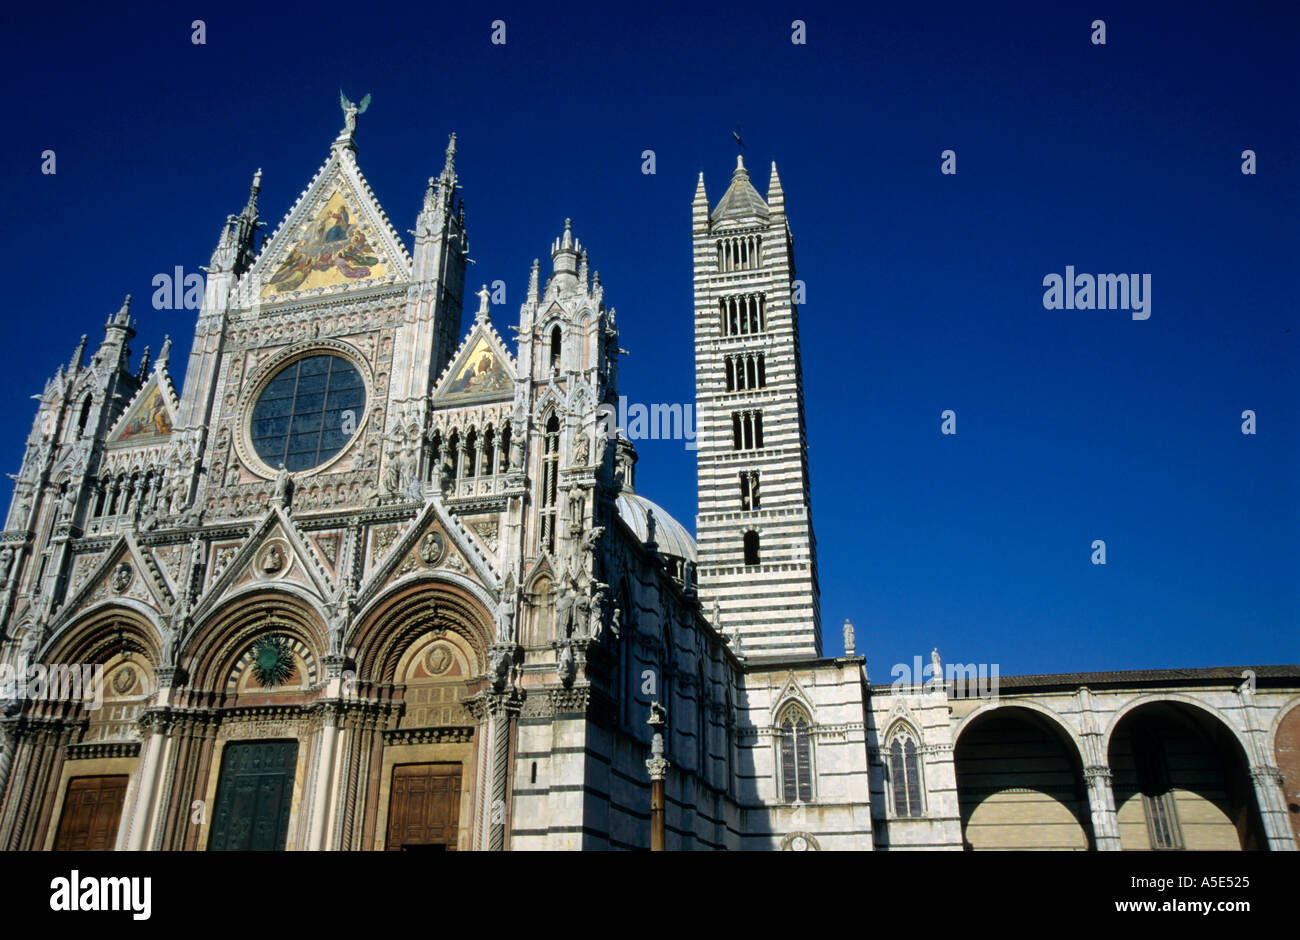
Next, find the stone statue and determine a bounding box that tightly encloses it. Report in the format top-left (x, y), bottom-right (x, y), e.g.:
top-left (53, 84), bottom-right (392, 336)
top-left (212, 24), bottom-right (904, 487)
top-left (274, 464), bottom-right (292, 503)
top-left (419, 532), bottom-right (445, 566)
top-left (0, 548), bottom-right (12, 583)
top-left (339, 90), bottom-right (371, 135)
top-left (495, 600), bottom-right (514, 644)
top-left (509, 430), bottom-right (524, 470)
top-left (930, 647), bottom-right (942, 681)
top-left (609, 605), bottom-right (622, 639)
top-left (572, 434), bottom-right (589, 466)
top-left (644, 509), bottom-right (657, 548)
top-left (383, 460), bottom-right (401, 496)
top-left (588, 583), bottom-right (607, 640)
top-left (171, 475), bottom-right (190, 514)
top-left (843, 619), bottom-right (855, 656)
top-left (489, 647), bottom-right (512, 690)
top-left (434, 460), bottom-right (450, 494)
top-left (556, 639), bottom-right (576, 686)
top-left (554, 576), bottom-right (576, 639)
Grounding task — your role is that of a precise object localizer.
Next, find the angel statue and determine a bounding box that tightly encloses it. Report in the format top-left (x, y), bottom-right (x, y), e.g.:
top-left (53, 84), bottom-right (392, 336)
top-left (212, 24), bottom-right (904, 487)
top-left (340, 91), bottom-right (371, 135)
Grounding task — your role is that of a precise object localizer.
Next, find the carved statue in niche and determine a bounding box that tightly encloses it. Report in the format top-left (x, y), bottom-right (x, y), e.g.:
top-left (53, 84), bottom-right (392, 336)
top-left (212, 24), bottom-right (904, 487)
top-left (509, 426), bottom-right (524, 469)
top-left (588, 582), bottom-right (607, 640)
top-left (556, 639), bottom-right (575, 686)
top-left (273, 464), bottom-right (293, 503)
top-left (572, 434), bottom-right (589, 466)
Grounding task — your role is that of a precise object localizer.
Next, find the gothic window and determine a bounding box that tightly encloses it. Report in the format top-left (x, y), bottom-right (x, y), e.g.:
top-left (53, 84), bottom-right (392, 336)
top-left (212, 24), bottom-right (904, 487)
top-left (886, 726), bottom-right (924, 817)
top-left (743, 530), bottom-right (760, 565)
top-left (539, 414), bottom-right (560, 553)
top-left (731, 411), bottom-right (763, 450)
top-left (1135, 730), bottom-right (1184, 849)
top-left (526, 575), bottom-right (556, 645)
top-left (725, 353), bottom-right (767, 392)
top-left (725, 358), bottom-right (735, 391)
top-left (777, 705), bottom-right (813, 803)
top-left (250, 354), bottom-right (366, 472)
top-left (482, 427), bottom-right (496, 476)
top-left (464, 428), bottom-right (478, 477)
top-left (739, 471), bottom-right (760, 510)
top-left (76, 396), bottom-right (93, 437)
top-left (497, 423), bottom-right (511, 473)
top-left (549, 325), bottom-right (562, 372)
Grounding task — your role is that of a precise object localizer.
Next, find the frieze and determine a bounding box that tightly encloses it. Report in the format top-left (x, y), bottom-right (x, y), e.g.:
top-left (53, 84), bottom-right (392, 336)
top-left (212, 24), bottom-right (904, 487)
top-left (382, 726), bottom-right (475, 746)
top-left (66, 741), bottom-right (141, 761)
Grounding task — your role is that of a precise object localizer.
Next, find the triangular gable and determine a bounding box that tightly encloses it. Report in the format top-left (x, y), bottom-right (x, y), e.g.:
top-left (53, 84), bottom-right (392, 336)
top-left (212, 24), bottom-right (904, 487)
top-left (243, 144), bottom-right (412, 304)
top-left (53, 534), bottom-right (175, 628)
top-left (769, 672), bottom-right (815, 724)
top-left (106, 372), bottom-right (177, 446)
top-left (355, 498), bottom-right (500, 609)
top-left (191, 507), bottom-right (335, 620)
top-left (432, 320), bottom-right (517, 407)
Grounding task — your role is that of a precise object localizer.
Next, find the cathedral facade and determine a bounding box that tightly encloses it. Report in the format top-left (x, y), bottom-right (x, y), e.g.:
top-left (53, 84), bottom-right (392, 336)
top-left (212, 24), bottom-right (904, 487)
top-left (0, 111), bottom-right (1295, 851)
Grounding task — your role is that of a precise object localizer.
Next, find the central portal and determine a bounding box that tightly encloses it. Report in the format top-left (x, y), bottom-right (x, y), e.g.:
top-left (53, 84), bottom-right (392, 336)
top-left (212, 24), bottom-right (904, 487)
top-left (208, 739), bottom-right (299, 851)
top-left (386, 763), bottom-right (462, 851)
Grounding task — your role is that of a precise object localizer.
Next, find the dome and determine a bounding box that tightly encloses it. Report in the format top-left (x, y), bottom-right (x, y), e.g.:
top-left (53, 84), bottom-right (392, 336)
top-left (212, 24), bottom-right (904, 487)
top-left (615, 491), bottom-right (697, 563)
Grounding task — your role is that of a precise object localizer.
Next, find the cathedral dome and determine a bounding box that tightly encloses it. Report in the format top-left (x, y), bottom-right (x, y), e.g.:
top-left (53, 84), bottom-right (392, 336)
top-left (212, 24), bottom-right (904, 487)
top-left (615, 491), bottom-right (697, 564)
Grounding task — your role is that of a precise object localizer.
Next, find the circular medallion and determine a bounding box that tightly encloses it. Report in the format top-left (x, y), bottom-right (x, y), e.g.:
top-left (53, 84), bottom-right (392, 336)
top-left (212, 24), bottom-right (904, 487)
top-left (111, 563), bottom-right (133, 594)
top-left (256, 541), bottom-right (292, 579)
top-left (418, 532), bottom-right (447, 567)
top-left (249, 634), bottom-right (296, 688)
top-left (424, 644), bottom-right (454, 676)
top-left (112, 666), bottom-right (136, 696)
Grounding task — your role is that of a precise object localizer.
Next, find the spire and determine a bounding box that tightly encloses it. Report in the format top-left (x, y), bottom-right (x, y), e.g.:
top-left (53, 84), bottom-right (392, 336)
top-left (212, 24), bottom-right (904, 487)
top-left (693, 172), bottom-right (708, 205)
top-left (710, 156), bottom-right (769, 224)
top-left (767, 161), bottom-right (785, 211)
top-left (550, 220), bottom-right (582, 292)
top-left (109, 294), bottom-right (132, 328)
top-left (136, 346), bottom-right (151, 381)
top-left (527, 258), bottom-right (540, 303)
top-left (69, 334), bottom-right (87, 372)
top-left (442, 132), bottom-right (458, 187)
top-left (208, 169), bottom-right (263, 276)
top-left (158, 335), bottom-right (172, 369)
top-left (578, 249), bottom-right (589, 291)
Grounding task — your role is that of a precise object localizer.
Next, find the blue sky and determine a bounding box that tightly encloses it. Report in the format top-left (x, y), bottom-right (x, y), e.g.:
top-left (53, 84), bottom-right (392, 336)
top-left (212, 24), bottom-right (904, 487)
top-left (1, 1), bottom-right (1295, 674)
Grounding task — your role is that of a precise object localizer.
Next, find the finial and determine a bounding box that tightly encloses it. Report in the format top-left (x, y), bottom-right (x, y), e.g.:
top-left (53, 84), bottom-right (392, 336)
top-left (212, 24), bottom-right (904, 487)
top-left (137, 346), bottom-right (151, 380)
top-left (527, 258), bottom-right (540, 302)
top-left (158, 335), bottom-right (172, 365)
top-left (111, 294), bottom-right (132, 326)
top-left (69, 334), bottom-right (88, 371)
top-left (736, 153), bottom-right (745, 172)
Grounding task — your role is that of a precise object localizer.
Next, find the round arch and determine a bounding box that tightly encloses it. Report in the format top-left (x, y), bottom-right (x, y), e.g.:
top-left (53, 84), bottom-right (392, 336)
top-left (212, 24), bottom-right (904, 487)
top-left (349, 576), bottom-right (494, 684)
top-left (43, 602), bottom-right (165, 671)
top-left (183, 589), bottom-right (329, 693)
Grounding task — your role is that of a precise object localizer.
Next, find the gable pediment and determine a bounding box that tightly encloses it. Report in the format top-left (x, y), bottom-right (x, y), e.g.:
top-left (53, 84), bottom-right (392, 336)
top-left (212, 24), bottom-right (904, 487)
top-left (432, 321), bottom-right (517, 408)
top-left (241, 145), bottom-right (412, 306)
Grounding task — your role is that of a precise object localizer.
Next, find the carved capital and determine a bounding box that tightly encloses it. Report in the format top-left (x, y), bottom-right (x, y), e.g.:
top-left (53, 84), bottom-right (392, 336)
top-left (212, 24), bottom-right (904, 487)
top-left (645, 755), bottom-right (670, 781)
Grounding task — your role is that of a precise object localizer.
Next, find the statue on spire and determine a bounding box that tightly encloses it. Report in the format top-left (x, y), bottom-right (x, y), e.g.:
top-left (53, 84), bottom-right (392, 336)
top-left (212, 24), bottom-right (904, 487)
top-left (338, 90), bottom-right (371, 139)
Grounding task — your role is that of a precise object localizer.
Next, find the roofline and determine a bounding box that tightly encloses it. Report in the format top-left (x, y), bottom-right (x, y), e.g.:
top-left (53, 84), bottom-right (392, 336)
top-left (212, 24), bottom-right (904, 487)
top-left (867, 664), bottom-right (1300, 694)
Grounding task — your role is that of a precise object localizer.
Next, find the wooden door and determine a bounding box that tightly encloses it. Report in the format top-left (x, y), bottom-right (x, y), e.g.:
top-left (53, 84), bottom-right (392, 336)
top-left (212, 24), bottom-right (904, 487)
top-left (208, 740), bottom-right (298, 851)
top-left (53, 775), bottom-right (129, 850)
top-left (386, 763), bottom-right (462, 851)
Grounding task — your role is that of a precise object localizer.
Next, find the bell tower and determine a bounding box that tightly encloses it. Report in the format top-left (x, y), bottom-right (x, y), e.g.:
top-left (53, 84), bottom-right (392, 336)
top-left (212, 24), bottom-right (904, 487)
top-left (692, 156), bottom-right (821, 657)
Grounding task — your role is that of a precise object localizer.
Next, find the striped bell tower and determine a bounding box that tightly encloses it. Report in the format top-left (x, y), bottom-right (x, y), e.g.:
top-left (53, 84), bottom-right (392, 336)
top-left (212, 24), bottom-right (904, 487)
top-left (692, 156), bottom-right (821, 657)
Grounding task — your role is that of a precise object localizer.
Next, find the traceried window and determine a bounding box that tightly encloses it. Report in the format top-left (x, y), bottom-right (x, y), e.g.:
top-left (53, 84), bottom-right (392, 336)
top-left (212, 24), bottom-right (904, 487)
top-left (777, 706), bottom-right (813, 803)
top-left (1135, 730), bottom-right (1184, 849)
top-left (739, 471), bottom-right (760, 510)
top-left (886, 725), bottom-right (924, 817)
top-left (539, 414), bottom-right (560, 553)
top-left (250, 354), bottom-right (365, 472)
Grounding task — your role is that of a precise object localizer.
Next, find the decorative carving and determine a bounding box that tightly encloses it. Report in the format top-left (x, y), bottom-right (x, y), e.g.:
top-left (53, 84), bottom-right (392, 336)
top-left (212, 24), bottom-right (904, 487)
top-left (111, 563), bottom-right (133, 594)
top-left (424, 644), bottom-right (454, 676)
top-left (418, 531), bottom-right (446, 566)
top-left (260, 544), bottom-right (285, 574)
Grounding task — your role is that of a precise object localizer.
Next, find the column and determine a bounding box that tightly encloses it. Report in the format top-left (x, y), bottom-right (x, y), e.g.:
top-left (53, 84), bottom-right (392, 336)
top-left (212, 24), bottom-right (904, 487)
top-left (308, 702), bottom-right (341, 851)
top-left (125, 710), bottom-right (170, 850)
top-left (1249, 765), bottom-right (1297, 851)
top-left (1083, 765), bottom-right (1123, 851)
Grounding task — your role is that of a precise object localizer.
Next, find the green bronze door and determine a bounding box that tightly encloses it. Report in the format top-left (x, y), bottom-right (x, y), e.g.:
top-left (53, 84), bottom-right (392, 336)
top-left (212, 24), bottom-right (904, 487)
top-left (208, 739), bottom-right (299, 851)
